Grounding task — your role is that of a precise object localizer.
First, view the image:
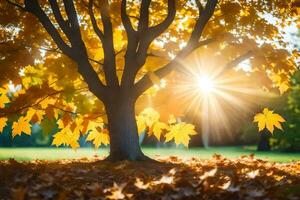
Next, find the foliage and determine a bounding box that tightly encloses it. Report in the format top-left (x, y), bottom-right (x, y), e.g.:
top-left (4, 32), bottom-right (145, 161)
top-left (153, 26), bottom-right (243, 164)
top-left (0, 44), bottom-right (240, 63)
top-left (0, 0), bottom-right (299, 152)
top-left (1, 155), bottom-right (300, 199)
top-left (270, 71), bottom-right (300, 151)
top-left (253, 108), bottom-right (286, 134)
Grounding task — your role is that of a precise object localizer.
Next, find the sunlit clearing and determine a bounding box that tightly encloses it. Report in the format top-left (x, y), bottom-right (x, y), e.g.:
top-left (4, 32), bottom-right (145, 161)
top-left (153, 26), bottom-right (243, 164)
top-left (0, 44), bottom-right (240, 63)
top-left (197, 76), bottom-right (215, 95)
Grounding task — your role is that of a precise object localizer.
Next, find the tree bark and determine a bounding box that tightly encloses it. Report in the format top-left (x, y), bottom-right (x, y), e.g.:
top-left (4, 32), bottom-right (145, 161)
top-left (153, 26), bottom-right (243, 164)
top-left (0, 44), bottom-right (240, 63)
top-left (257, 130), bottom-right (271, 151)
top-left (104, 95), bottom-right (148, 161)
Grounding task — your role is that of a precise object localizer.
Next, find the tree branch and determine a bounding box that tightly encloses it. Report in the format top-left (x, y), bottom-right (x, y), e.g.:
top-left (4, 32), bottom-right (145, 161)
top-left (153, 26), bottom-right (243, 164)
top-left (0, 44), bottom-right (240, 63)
top-left (97, 0), bottom-right (119, 87)
top-left (5, 0), bottom-right (26, 11)
top-left (62, 0), bottom-right (80, 36)
top-left (225, 50), bottom-right (254, 69)
top-left (134, 0), bottom-right (218, 97)
top-left (48, 0), bottom-right (71, 39)
top-left (138, 0), bottom-right (151, 33)
top-left (120, 0), bottom-right (139, 87)
top-left (121, 0), bottom-right (136, 39)
top-left (88, 0), bottom-right (119, 87)
top-left (121, 0), bottom-right (176, 88)
top-left (88, 0), bottom-right (105, 43)
top-left (24, 0), bottom-right (74, 58)
top-left (137, 0), bottom-right (176, 64)
top-left (22, 0), bottom-right (107, 100)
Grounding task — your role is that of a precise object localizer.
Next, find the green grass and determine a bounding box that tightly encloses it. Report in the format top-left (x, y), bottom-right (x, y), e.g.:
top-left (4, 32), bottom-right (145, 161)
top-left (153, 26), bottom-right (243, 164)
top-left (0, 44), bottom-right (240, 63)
top-left (0, 146), bottom-right (299, 162)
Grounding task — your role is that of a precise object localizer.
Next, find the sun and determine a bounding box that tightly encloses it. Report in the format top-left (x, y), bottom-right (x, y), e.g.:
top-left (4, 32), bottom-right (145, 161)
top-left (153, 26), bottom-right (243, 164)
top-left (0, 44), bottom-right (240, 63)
top-left (171, 52), bottom-right (265, 147)
top-left (197, 76), bottom-right (215, 95)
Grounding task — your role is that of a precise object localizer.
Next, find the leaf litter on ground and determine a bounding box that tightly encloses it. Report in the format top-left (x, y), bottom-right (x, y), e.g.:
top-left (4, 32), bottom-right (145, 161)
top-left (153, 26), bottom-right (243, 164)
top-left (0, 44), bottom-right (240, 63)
top-left (0, 154), bottom-right (300, 200)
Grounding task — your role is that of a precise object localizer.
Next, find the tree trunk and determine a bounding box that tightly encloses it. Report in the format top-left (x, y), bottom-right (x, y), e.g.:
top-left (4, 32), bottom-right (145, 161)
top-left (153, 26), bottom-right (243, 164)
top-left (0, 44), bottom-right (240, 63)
top-left (257, 130), bottom-right (271, 151)
top-left (104, 96), bottom-right (148, 161)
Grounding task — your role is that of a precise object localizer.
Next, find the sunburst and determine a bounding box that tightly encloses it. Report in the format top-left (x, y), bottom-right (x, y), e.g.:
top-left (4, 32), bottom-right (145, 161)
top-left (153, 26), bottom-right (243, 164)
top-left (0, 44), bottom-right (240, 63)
top-left (172, 52), bottom-right (271, 147)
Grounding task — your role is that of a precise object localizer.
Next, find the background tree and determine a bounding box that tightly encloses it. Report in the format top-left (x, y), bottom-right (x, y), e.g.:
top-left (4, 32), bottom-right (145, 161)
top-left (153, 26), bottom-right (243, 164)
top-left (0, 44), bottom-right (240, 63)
top-left (0, 0), bottom-right (298, 161)
top-left (269, 71), bottom-right (300, 151)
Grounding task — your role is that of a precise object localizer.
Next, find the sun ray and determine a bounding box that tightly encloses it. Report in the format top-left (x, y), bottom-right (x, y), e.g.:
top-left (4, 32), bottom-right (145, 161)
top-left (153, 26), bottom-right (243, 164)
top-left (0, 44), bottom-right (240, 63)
top-left (170, 52), bottom-right (273, 146)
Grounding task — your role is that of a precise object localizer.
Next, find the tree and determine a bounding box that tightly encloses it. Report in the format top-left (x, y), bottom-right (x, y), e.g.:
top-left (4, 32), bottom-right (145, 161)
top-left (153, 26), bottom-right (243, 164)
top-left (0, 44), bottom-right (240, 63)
top-left (269, 71), bottom-right (300, 151)
top-left (0, 0), bottom-right (298, 161)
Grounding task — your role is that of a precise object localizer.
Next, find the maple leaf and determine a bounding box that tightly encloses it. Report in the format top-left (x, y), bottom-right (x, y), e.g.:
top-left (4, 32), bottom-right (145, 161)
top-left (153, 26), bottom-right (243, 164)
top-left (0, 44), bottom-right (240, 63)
top-left (52, 128), bottom-right (80, 149)
top-left (0, 93), bottom-right (9, 109)
top-left (137, 107), bottom-right (167, 137)
top-left (165, 123), bottom-right (197, 147)
top-left (24, 108), bottom-right (45, 124)
top-left (253, 108), bottom-right (286, 133)
top-left (140, 107), bottom-right (160, 127)
top-left (86, 128), bottom-right (110, 148)
top-left (0, 117), bottom-right (8, 133)
top-left (134, 178), bottom-right (150, 190)
top-left (152, 122), bottom-right (168, 140)
top-left (52, 130), bottom-right (67, 147)
top-left (278, 81), bottom-right (289, 95)
top-left (270, 74), bottom-right (290, 95)
top-left (12, 117), bottom-right (31, 137)
top-left (105, 182), bottom-right (131, 200)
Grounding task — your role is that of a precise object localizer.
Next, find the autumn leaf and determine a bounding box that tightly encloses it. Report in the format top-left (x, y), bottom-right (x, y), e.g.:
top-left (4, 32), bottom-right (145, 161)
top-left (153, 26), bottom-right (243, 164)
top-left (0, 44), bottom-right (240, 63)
top-left (168, 115), bottom-right (176, 124)
top-left (24, 108), bottom-right (45, 124)
top-left (12, 117), bottom-right (31, 137)
top-left (52, 130), bottom-right (67, 147)
top-left (278, 81), bottom-right (290, 95)
top-left (141, 107), bottom-right (160, 127)
top-left (270, 74), bottom-right (290, 95)
top-left (0, 117), bottom-right (8, 133)
top-left (105, 182), bottom-right (130, 200)
top-left (253, 108), bottom-right (286, 133)
top-left (86, 128), bottom-right (110, 148)
top-left (165, 123), bottom-right (197, 147)
top-left (52, 128), bottom-right (80, 149)
top-left (0, 93), bottom-right (9, 109)
top-left (136, 108), bottom-right (161, 136)
top-left (152, 122), bottom-right (168, 140)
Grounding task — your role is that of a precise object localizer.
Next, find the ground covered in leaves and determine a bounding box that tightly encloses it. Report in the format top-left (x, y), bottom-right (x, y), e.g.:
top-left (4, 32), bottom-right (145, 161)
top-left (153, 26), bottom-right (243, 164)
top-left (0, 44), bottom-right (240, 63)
top-left (0, 155), bottom-right (300, 200)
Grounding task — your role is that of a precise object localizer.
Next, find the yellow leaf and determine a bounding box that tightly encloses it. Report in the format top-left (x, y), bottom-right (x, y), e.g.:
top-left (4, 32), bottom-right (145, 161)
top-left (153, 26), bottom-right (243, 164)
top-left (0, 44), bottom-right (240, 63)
top-left (165, 122), bottom-right (197, 147)
top-left (0, 87), bottom-right (8, 95)
top-left (278, 81), bottom-right (289, 95)
top-left (0, 93), bottom-right (9, 109)
top-left (152, 122), bottom-right (168, 140)
top-left (253, 108), bottom-right (286, 134)
top-left (22, 77), bottom-right (31, 89)
top-left (24, 108), bottom-right (45, 124)
top-left (136, 107), bottom-right (161, 136)
top-left (86, 128), bottom-right (110, 148)
top-left (136, 115), bottom-right (146, 135)
top-left (168, 115), bottom-right (176, 124)
top-left (39, 98), bottom-right (56, 109)
top-left (52, 127), bottom-right (80, 149)
top-left (52, 129), bottom-right (67, 147)
top-left (12, 117), bottom-right (31, 137)
top-left (94, 48), bottom-right (104, 61)
top-left (0, 117), bottom-right (8, 133)
top-left (140, 107), bottom-right (160, 127)
top-left (270, 74), bottom-right (290, 95)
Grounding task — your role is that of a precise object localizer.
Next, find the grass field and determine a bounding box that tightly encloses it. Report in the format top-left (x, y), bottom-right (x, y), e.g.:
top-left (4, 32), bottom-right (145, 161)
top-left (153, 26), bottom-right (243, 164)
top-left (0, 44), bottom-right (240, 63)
top-left (0, 146), bottom-right (300, 162)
